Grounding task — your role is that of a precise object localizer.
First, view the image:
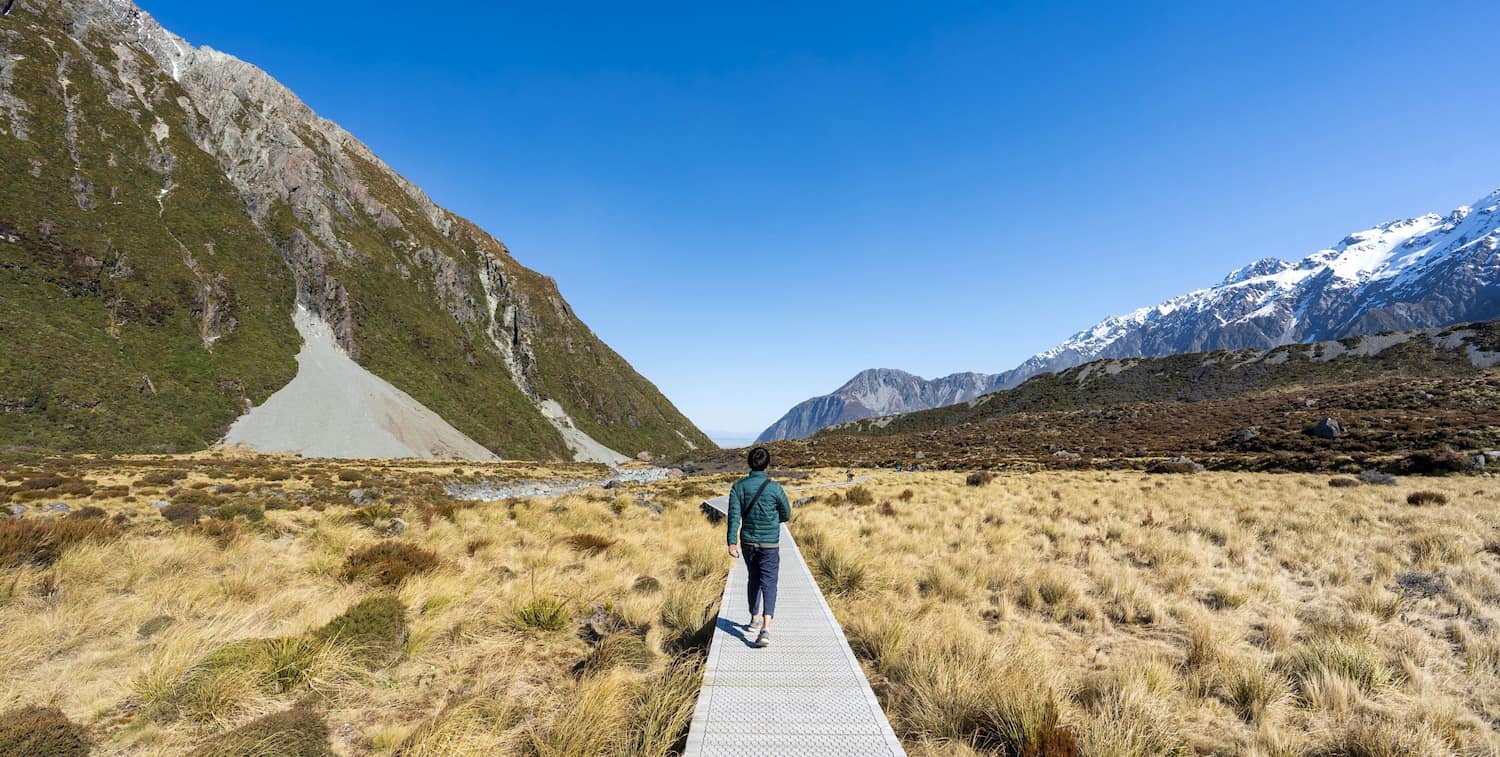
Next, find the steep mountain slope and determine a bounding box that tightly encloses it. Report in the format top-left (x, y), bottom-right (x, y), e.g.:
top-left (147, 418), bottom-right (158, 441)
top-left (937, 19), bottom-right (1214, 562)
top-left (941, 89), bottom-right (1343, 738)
top-left (1001, 188), bottom-right (1500, 386)
top-left (0, 0), bottom-right (713, 459)
top-left (756, 369), bottom-right (1001, 442)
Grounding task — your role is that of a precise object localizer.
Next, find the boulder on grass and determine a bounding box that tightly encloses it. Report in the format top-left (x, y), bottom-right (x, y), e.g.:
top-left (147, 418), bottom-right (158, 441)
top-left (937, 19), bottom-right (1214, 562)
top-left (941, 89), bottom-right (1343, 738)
top-left (1308, 418), bottom-right (1345, 439)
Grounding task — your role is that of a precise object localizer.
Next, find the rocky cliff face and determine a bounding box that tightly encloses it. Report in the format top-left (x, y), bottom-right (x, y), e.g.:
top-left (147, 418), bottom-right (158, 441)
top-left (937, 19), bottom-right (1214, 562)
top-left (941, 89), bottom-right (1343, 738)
top-left (755, 369), bottom-right (1002, 442)
top-left (0, 0), bottom-right (713, 458)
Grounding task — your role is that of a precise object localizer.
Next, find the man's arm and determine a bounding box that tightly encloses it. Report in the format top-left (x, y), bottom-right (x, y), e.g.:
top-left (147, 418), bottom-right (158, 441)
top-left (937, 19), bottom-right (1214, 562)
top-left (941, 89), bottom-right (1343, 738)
top-left (726, 482), bottom-right (741, 549)
top-left (776, 485), bottom-right (791, 523)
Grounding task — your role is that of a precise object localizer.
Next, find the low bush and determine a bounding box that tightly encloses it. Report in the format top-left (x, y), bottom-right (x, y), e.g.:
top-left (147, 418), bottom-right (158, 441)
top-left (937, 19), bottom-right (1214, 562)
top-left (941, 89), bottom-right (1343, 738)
top-left (337, 470), bottom-right (366, 483)
top-left (0, 705), bottom-right (92, 756)
top-left (845, 485), bottom-right (875, 506)
top-left (263, 469), bottom-right (292, 482)
top-left (68, 504), bottom-right (107, 519)
top-left (139, 470), bottom-right (187, 486)
top-left (160, 502), bottom-right (201, 526)
top-left (341, 541), bottom-right (439, 587)
top-left (564, 532), bottom-right (615, 555)
top-left (0, 518), bottom-right (119, 567)
top-left (213, 502), bottom-right (265, 522)
top-left (966, 471), bottom-right (996, 487)
top-left (1406, 490), bottom-right (1449, 506)
top-left (1394, 447), bottom-right (1473, 475)
top-left (1328, 477), bottom-right (1361, 488)
top-left (632, 575), bottom-right (661, 594)
top-left (172, 490), bottom-right (221, 508)
top-left (314, 595), bottom-right (409, 665)
top-left (513, 597), bottom-right (571, 631)
top-left (189, 706), bottom-right (333, 757)
top-left (898, 488), bottom-right (915, 502)
top-left (878, 501), bottom-right (899, 517)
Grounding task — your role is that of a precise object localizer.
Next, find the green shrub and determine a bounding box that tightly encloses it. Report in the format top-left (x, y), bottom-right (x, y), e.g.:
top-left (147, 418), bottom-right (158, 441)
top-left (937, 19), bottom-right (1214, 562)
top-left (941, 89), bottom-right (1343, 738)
top-left (337, 470), bottom-right (365, 483)
top-left (513, 597), bottom-right (571, 631)
top-left (213, 502), bottom-right (266, 522)
top-left (314, 595), bottom-right (409, 665)
top-left (189, 706), bottom-right (332, 757)
top-left (160, 502), bottom-right (201, 526)
top-left (0, 705), bottom-right (92, 756)
top-left (263, 469), bottom-right (292, 482)
top-left (0, 518), bottom-right (119, 567)
top-left (172, 490), bottom-right (221, 508)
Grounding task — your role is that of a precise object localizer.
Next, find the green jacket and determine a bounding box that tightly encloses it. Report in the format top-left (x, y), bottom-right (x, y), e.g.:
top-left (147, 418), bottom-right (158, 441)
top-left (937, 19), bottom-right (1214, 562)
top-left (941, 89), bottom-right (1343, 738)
top-left (726, 471), bottom-right (791, 546)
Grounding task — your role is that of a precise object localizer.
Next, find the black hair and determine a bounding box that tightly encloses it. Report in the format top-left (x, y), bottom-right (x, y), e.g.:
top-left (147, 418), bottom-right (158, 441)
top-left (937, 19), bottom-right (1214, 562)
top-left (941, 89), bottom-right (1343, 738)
top-left (747, 446), bottom-right (771, 471)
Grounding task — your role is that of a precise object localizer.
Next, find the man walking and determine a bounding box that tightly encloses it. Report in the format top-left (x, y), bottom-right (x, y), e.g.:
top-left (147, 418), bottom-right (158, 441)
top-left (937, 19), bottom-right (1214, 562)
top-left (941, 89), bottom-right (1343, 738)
top-left (727, 446), bottom-right (791, 648)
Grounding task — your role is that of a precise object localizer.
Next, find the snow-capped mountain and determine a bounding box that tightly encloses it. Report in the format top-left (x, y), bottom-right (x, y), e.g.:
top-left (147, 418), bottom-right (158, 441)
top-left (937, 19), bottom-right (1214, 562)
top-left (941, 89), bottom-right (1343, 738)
top-left (760, 188), bottom-right (1500, 441)
top-left (756, 369), bottom-right (1002, 442)
top-left (1001, 188), bottom-right (1500, 386)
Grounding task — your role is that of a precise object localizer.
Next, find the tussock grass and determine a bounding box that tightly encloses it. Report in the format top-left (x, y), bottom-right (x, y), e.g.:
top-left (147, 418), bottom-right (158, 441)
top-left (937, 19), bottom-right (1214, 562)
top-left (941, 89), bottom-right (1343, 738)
top-left (795, 469), bottom-right (1500, 755)
top-left (0, 517), bottom-right (118, 567)
top-left (512, 597), bottom-right (571, 631)
top-left (0, 454), bottom-right (720, 754)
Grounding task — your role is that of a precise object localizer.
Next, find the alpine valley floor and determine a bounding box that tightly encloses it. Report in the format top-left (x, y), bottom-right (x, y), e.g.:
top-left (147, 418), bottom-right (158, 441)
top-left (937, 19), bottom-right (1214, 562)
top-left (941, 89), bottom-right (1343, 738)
top-left (0, 454), bottom-right (1497, 755)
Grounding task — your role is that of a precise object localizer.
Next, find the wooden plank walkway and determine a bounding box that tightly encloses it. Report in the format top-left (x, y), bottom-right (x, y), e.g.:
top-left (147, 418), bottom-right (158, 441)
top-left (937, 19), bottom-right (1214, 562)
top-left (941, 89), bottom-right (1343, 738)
top-left (686, 481), bottom-right (905, 756)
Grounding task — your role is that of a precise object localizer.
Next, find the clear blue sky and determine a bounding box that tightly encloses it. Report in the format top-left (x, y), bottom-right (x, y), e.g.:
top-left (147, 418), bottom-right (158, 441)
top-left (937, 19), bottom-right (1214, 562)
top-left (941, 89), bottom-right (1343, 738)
top-left (142, 0), bottom-right (1500, 440)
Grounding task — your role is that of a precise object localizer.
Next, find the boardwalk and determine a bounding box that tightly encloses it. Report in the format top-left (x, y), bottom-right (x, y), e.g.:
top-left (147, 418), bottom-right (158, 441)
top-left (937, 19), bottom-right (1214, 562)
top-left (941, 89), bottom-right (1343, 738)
top-left (686, 483), bottom-right (905, 756)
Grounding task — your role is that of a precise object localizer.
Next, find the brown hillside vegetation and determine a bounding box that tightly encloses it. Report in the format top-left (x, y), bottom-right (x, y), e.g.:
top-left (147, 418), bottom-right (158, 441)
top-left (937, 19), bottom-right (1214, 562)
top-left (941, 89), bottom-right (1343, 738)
top-left (741, 371), bottom-right (1500, 472)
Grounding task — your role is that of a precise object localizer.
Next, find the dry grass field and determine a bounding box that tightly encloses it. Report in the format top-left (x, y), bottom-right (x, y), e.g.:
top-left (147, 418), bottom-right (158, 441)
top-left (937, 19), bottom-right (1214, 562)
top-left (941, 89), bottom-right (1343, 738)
top-left (0, 452), bottom-right (738, 756)
top-left (3, 452), bottom-right (1497, 755)
top-left (796, 471), bottom-right (1500, 756)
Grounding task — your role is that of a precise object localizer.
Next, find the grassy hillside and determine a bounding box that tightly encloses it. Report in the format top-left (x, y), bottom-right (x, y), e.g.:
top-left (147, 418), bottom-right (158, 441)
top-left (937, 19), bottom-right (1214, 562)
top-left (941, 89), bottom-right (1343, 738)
top-left (0, 21), bottom-right (299, 452)
top-left (0, 6), bottom-right (713, 459)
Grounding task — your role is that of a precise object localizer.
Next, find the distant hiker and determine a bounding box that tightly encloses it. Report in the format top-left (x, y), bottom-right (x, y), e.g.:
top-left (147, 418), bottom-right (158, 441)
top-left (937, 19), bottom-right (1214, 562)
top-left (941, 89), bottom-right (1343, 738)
top-left (846, 468), bottom-right (855, 482)
top-left (727, 446), bottom-right (791, 648)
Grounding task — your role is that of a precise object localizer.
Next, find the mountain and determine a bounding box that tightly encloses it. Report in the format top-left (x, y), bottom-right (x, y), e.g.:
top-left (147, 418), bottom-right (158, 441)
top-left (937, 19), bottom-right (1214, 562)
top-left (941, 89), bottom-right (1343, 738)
top-left (755, 369), bottom-right (1002, 442)
top-left (759, 188), bottom-right (1500, 441)
top-left (731, 321), bottom-right (1500, 471)
top-left (1001, 188), bottom-right (1500, 386)
top-left (0, 0), bottom-right (713, 460)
